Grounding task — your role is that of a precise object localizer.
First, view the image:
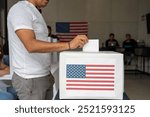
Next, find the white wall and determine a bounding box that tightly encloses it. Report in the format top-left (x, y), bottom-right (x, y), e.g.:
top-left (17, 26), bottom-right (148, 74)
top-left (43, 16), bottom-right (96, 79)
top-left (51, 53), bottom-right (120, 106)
top-left (7, 0), bottom-right (150, 47)
top-left (138, 0), bottom-right (150, 46)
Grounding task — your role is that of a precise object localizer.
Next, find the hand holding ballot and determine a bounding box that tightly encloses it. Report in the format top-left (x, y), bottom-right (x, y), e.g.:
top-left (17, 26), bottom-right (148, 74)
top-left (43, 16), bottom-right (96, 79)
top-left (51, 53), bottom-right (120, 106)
top-left (69, 35), bottom-right (88, 49)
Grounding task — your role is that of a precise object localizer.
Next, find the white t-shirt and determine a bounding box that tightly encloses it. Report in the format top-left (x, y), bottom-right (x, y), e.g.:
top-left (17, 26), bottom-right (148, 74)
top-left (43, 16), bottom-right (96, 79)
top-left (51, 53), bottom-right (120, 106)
top-left (7, 1), bottom-right (51, 78)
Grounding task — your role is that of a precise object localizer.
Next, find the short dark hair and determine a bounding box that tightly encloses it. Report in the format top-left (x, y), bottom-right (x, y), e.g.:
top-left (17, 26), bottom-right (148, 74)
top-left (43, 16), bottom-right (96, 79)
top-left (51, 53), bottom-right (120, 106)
top-left (126, 33), bottom-right (131, 37)
top-left (109, 33), bottom-right (114, 37)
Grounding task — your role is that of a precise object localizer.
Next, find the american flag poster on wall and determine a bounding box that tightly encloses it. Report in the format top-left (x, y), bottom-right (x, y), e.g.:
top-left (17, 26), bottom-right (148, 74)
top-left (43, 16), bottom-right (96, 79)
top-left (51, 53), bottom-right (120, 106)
top-left (56, 22), bottom-right (88, 42)
top-left (59, 51), bottom-right (124, 99)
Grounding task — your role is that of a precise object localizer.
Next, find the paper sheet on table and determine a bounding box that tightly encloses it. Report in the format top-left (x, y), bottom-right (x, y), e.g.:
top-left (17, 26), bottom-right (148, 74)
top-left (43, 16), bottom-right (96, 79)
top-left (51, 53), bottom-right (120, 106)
top-left (83, 39), bottom-right (99, 52)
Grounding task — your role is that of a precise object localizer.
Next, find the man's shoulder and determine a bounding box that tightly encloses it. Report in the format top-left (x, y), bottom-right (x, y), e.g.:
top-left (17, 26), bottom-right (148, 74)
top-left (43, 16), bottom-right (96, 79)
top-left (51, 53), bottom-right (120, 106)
top-left (9, 1), bottom-right (32, 13)
top-left (8, 2), bottom-right (26, 15)
top-left (10, 1), bottom-right (25, 9)
top-left (8, 1), bottom-right (34, 21)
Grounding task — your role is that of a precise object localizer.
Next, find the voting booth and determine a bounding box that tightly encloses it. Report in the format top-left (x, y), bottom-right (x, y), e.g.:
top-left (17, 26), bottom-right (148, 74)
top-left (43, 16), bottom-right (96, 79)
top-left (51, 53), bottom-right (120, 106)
top-left (59, 51), bottom-right (124, 99)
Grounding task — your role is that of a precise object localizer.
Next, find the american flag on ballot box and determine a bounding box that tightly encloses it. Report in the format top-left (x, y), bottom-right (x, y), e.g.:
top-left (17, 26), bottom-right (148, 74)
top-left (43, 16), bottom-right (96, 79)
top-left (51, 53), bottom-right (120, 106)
top-left (66, 64), bottom-right (115, 91)
top-left (56, 22), bottom-right (88, 42)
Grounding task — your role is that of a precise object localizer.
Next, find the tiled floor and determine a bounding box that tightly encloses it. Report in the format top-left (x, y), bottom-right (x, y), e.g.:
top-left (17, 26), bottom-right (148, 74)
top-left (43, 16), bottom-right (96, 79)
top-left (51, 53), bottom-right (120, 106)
top-left (124, 72), bottom-right (150, 100)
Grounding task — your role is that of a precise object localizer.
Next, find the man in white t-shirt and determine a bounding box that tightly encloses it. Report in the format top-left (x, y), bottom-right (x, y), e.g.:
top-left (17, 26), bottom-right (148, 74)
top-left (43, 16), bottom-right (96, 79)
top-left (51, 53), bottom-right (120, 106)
top-left (7, 0), bottom-right (88, 100)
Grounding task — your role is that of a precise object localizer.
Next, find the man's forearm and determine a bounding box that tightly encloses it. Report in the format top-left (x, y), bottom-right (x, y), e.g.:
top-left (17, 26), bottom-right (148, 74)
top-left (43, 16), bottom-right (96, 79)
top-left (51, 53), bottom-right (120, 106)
top-left (27, 39), bottom-right (70, 53)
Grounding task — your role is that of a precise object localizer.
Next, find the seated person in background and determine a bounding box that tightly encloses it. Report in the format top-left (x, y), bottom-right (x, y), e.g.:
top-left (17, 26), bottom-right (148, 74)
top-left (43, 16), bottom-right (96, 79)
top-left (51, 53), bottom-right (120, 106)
top-left (105, 33), bottom-right (119, 51)
top-left (0, 49), bottom-right (18, 100)
top-left (122, 34), bottom-right (137, 65)
top-left (0, 66), bottom-right (18, 100)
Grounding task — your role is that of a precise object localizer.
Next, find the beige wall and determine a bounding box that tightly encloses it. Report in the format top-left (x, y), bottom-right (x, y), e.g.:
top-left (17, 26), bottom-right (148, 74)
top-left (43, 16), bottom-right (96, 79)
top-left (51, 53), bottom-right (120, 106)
top-left (7, 0), bottom-right (150, 46)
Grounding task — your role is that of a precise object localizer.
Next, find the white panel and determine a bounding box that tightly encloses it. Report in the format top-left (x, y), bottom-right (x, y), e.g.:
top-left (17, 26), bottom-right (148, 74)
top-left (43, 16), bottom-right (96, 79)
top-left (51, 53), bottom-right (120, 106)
top-left (59, 51), bottom-right (124, 99)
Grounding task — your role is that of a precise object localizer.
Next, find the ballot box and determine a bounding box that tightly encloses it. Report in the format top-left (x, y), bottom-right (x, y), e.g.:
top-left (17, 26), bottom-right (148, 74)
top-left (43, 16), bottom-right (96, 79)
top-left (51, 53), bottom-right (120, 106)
top-left (59, 51), bottom-right (124, 99)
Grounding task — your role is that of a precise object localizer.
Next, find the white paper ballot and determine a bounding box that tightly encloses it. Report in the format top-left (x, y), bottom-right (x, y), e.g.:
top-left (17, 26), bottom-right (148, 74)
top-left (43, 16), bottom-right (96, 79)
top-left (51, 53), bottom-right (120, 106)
top-left (83, 39), bottom-right (99, 52)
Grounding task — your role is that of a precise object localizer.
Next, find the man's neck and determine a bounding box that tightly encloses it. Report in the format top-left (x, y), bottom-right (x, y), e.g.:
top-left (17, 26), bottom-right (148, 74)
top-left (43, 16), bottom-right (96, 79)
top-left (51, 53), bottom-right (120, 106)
top-left (27, 0), bottom-right (37, 7)
top-left (27, 0), bottom-right (42, 10)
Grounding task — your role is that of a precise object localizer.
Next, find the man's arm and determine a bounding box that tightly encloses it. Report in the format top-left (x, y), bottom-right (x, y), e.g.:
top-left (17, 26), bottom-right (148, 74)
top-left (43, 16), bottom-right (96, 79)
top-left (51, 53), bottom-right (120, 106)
top-left (15, 29), bottom-right (88, 53)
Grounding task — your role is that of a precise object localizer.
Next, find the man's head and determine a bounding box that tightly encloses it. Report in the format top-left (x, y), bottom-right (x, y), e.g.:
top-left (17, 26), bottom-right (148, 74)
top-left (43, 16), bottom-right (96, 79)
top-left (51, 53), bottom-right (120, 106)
top-left (125, 34), bottom-right (131, 40)
top-left (109, 33), bottom-right (115, 40)
top-left (28, 0), bottom-right (49, 8)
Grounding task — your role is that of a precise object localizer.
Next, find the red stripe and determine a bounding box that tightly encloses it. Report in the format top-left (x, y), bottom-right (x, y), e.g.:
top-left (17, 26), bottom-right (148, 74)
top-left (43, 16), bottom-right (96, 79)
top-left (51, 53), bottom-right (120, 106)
top-left (57, 33), bottom-right (81, 35)
top-left (69, 22), bottom-right (88, 24)
top-left (69, 31), bottom-right (88, 33)
top-left (86, 65), bottom-right (115, 67)
top-left (69, 28), bottom-right (88, 30)
top-left (66, 84), bottom-right (114, 87)
top-left (70, 25), bottom-right (88, 27)
top-left (86, 76), bottom-right (114, 79)
top-left (66, 88), bottom-right (114, 90)
top-left (66, 80), bottom-right (114, 83)
top-left (58, 34), bottom-right (87, 37)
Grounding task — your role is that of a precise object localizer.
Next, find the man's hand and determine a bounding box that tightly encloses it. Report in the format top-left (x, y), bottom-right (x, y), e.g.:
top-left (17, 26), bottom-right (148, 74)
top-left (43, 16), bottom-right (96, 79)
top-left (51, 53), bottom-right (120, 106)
top-left (69, 35), bottom-right (88, 49)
